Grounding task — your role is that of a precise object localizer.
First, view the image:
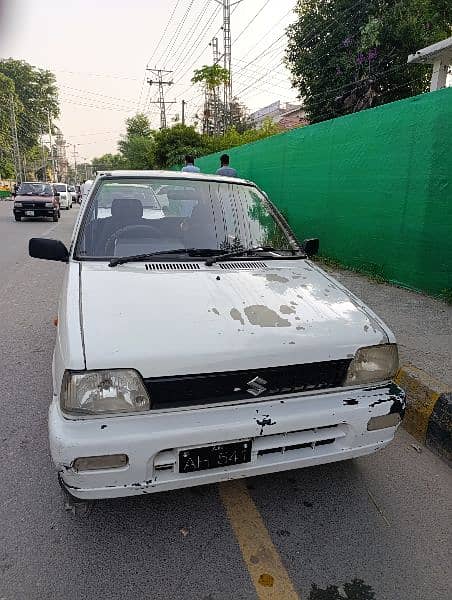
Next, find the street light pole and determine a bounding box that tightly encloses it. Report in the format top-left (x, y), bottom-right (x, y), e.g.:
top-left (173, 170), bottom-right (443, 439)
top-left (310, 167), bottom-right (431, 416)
top-left (73, 145), bottom-right (78, 184)
top-left (47, 110), bottom-right (56, 181)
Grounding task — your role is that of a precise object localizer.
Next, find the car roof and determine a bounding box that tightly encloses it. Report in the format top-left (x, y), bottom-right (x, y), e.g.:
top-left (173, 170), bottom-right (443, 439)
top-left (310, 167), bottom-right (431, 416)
top-left (95, 170), bottom-right (254, 186)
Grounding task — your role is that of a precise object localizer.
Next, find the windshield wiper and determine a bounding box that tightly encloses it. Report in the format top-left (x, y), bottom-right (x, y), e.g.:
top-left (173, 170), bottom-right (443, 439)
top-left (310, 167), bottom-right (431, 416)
top-left (108, 248), bottom-right (221, 267)
top-left (205, 246), bottom-right (297, 266)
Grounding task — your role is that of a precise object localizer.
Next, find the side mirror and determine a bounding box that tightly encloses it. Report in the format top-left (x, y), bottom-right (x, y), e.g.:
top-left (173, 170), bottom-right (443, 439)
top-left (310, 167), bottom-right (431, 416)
top-left (29, 238), bottom-right (69, 262)
top-left (301, 238), bottom-right (319, 257)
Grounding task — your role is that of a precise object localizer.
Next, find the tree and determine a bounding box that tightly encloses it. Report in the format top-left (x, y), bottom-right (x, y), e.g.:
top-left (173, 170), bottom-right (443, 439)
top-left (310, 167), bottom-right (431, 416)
top-left (286, 0), bottom-right (452, 123)
top-left (0, 72), bottom-right (19, 178)
top-left (92, 153), bottom-right (128, 172)
top-left (205, 118), bottom-right (281, 154)
top-left (0, 59), bottom-right (59, 152)
top-left (229, 96), bottom-right (250, 133)
top-left (192, 64), bottom-right (230, 134)
top-left (117, 113), bottom-right (155, 169)
top-left (153, 124), bottom-right (208, 168)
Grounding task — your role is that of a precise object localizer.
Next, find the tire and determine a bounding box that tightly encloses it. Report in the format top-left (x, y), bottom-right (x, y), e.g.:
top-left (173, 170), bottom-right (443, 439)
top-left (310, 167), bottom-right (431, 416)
top-left (14, 214), bottom-right (21, 222)
top-left (53, 212), bottom-right (58, 222)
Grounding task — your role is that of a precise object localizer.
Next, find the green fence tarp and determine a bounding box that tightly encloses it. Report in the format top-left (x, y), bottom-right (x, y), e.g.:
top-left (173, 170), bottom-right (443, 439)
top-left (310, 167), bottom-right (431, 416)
top-left (194, 88), bottom-right (452, 296)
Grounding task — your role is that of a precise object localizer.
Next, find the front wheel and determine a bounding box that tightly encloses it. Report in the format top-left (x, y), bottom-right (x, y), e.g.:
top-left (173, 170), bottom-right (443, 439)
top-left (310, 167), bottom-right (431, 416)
top-left (14, 214), bottom-right (21, 222)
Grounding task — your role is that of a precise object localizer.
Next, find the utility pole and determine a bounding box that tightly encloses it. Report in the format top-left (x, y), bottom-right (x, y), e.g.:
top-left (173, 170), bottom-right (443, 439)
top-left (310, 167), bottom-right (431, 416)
top-left (147, 68), bottom-right (176, 129)
top-left (213, 0), bottom-right (244, 131)
top-left (39, 131), bottom-right (47, 181)
top-left (181, 100), bottom-right (186, 126)
top-left (211, 36), bottom-right (221, 134)
top-left (9, 93), bottom-right (23, 182)
top-left (47, 110), bottom-right (57, 182)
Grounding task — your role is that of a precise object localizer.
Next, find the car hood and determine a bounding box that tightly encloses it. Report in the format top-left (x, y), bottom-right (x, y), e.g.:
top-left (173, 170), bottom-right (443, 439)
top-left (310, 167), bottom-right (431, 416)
top-left (80, 260), bottom-right (389, 376)
top-left (16, 194), bottom-right (53, 203)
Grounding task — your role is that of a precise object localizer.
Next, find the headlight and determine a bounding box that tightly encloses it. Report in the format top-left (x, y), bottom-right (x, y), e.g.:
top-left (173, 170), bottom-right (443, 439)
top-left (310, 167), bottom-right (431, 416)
top-left (344, 344), bottom-right (398, 386)
top-left (14, 201), bottom-right (22, 207)
top-left (61, 369), bottom-right (150, 415)
top-left (45, 202), bottom-right (54, 207)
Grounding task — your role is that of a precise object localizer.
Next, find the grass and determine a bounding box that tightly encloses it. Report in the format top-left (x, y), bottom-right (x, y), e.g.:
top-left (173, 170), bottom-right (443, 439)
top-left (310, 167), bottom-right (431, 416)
top-left (439, 288), bottom-right (452, 305)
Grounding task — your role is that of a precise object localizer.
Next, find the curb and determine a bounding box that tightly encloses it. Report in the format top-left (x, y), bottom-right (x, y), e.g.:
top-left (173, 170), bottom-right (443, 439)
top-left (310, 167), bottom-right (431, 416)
top-left (395, 364), bottom-right (451, 465)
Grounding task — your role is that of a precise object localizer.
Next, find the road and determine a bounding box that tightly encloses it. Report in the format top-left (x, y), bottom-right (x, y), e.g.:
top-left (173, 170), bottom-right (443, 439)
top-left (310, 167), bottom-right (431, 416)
top-left (0, 200), bottom-right (450, 600)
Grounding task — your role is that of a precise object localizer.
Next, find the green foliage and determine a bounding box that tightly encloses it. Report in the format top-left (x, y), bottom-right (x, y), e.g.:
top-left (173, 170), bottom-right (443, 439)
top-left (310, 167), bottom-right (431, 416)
top-left (204, 118), bottom-right (282, 153)
top-left (91, 153), bottom-right (128, 171)
top-left (117, 113), bottom-right (155, 169)
top-left (191, 64), bottom-right (230, 90)
top-left (439, 288), bottom-right (452, 304)
top-left (153, 124), bottom-right (208, 168)
top-left (0, 73), bottom-right (17, 178)
top-left (286, 0), bottom-right (452, 123)
top-left (0, 58), bottom-right (59, 151)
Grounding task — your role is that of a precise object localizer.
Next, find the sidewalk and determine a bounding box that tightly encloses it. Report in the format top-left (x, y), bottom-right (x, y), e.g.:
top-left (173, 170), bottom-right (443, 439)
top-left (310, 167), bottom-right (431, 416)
top-left (321, 262), bottom-right (451, 463)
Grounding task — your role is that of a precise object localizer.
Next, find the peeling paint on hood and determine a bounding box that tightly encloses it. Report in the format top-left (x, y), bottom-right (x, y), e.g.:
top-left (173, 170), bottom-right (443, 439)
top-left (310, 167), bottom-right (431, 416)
top-left (80, 261), bottom-right (390, 377)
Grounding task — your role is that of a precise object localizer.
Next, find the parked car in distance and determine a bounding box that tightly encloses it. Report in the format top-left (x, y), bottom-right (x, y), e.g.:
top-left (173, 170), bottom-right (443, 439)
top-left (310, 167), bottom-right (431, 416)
top-left (53, 183), bottom-right (72, 209)
top-left (29, 170), bottom-right (405, 503)
top-left (68, 185), bottom-right (78, 205)
top-left (13, 181), bottom-right (60, 222)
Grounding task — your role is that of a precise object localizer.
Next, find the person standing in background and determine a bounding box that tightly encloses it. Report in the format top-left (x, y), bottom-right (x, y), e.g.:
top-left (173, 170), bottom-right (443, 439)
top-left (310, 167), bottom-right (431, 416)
top-left (181, 155), bottom-right (200, 173)
top-left (80, 179), bottom-right (93, 201)
top-left (216, 154), bottom-right (237, 177)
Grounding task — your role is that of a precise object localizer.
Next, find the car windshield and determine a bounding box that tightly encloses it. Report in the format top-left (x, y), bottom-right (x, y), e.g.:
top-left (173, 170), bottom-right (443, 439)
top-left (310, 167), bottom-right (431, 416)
top-left (17, 182), bottom-right (54, 196)
top-left (75, 177), bottom-right (296, 259)
top-left (54, 184), bottom-right (66, 192)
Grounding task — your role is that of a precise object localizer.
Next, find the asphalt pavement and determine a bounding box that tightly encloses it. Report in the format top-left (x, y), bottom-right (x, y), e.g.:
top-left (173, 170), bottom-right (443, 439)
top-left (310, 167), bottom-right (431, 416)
top-left (0, 200), bottom-right (451, 600)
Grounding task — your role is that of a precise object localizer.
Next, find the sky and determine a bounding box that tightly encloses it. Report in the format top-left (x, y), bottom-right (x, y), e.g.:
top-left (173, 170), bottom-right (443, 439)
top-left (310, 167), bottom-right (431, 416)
top-left (1, 0), bottom-right (300, 161)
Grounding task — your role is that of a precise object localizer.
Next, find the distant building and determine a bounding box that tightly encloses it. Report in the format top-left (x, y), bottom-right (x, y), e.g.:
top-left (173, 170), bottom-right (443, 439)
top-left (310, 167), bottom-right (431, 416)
top-left (249, 101), bottom-right (308, 130)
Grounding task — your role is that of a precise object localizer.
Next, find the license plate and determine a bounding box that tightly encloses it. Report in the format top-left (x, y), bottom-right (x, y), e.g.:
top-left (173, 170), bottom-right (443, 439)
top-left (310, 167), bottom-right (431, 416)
top-left (25, 210), bottom-right (34, 216)
top-left (179, 441), bottom-right (252, 473)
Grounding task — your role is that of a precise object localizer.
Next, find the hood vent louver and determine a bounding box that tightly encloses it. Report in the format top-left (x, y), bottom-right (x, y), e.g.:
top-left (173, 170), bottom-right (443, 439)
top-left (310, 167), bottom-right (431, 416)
top-left (219, 261), bottom-right (268, 270)
top-left (144, 261), bottom-right (268, 271)
top-left (145, 263), bottom-right (200, 271)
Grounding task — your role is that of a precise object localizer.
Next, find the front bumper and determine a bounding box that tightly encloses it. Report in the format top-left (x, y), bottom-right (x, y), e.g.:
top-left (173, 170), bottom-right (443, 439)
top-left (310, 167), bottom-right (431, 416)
top-left (51, 382), bottom-right (405, 500)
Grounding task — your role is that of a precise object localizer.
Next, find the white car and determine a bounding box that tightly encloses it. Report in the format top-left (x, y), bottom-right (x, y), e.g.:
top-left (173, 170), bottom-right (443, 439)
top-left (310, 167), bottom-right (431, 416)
top-left (68, 185), bottom-right (78, 204)
top-left (53, 183), bottom-right (72, 209)
top-left (29, 170), bottom-right (405, 503)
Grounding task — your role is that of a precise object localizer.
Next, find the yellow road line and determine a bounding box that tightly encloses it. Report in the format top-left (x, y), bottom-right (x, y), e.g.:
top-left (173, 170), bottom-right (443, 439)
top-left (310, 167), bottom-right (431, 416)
top-left (219, 479), bottom-right (300, 600)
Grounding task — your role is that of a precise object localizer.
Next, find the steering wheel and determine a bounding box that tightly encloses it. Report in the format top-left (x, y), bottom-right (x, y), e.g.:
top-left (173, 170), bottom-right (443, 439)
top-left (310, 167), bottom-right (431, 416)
top-left (105, 224), bottom-right (164, 255)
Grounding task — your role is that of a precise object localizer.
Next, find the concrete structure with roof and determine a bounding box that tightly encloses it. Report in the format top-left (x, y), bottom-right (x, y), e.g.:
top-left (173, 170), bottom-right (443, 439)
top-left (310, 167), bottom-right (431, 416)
top-left (408, 36), bottom-right (452, 91)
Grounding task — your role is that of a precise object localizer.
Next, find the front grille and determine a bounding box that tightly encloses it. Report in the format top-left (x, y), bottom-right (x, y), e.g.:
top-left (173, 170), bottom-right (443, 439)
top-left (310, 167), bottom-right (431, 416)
top-left (21, 202), bottom-right (47, 209)
top-left (144, 360), bottom-right (351, 409)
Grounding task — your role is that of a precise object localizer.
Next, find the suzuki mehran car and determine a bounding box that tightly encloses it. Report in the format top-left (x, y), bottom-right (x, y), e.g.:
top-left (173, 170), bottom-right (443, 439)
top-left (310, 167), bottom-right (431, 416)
top-left (13, 181), bottom-right (60, 221)
top-left (29, 171), bottom-right (405, 502)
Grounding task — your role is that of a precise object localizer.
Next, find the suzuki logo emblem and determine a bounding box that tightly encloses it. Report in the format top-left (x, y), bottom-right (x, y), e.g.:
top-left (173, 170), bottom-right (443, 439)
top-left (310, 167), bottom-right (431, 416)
top-left (247, 376), bottom-right (268, 397)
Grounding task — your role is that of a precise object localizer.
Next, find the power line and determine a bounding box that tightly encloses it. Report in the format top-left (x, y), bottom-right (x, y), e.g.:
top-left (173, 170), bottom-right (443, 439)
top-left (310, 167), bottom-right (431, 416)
top-left (172, 4), bottom-right (222, 84)
top-left (159, 0), bottom-right (197, 68)
top-left (162, 0), bottom-right (212, 71)
top-left (232, 0), bottom-right (272, 44)
top-left (137, 0), bottom-right (182, 109)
